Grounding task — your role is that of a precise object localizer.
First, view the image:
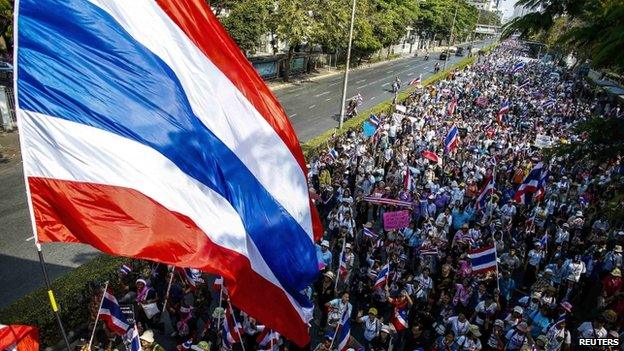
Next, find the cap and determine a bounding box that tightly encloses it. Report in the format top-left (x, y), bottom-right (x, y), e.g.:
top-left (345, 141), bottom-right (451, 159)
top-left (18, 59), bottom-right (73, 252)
top-left (321, 240), bottom-right (330, 247)
top-left (531, 292), bottom-right (542, 299)
top-left (602, 310), bottom-right (617, 323)
top-left (614, 245), bottom-right (623, 253)
top-left (368, 307), bottom-right (378, 316)
top-left (324, 271), bottom-right (335, 280)
top-left (494, 319), bottom-right (504, 327)
top-left (345, 243), bottom-right (352, 249)
top-left (513, 306), bottom-right (524, 314)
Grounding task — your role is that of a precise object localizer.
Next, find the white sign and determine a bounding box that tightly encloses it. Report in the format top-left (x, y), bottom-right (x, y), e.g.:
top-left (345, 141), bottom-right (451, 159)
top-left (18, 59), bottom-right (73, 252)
top-left (534, 134), bottom-right (554, 149)
top-left (395, 104), bottom-right (407, 113)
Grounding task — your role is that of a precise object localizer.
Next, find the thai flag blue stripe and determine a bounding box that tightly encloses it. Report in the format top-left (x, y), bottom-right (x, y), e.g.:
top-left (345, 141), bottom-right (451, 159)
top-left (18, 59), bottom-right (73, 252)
top-left (470, 252), bottom-right (496, 267)
top-left (17, 0), bottom-right (316, 298)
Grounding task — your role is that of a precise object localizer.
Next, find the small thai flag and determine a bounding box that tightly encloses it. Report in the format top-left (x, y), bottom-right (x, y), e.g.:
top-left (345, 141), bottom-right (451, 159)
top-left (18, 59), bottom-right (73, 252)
top-left (363, 227), bottom-right (377, 239)
top-left (124, 325), bottom-right (143, 351)
top-left (369, 114), bottom-right (380, 127)
top-left (542, 98), bottom-right (556, 109)
top-left (176, 267), bottom-right (200, 291)
top-left (256, 326), bottom-right (280, 351)
top-left (510, 61), bottom-right (526, 74)
top-left (419, 248), bottom-right (439, 256)
top-left (119, 264), bottom-right (132, 275)
top-left (403, 166), bottom-right (412, 191)
top-left (518, 78), bottom-right (530, 89)
top-left (338, 252), bottom-right (348, 278)
top-left (334, 308), bottom-right (351, 351)
top-left (409, 74), bottom-right (422, 86)
top-left (328, 148), bottom-right (339, 161)
top-left (496, 101), bottom-right (510, 124)
top-left (468, 245), bottom-right (497, 275)
top-left (475, 174), bottom-right (495, 211)
top-left (222, 306), bottom-right (242, 347)
top-left (100, 289), bottom-right (131, 335)
top-left (391, 307), bottom-right (409, 331)
top-left (373, 263), bottom-right (390, 289)
top-left (444, 125), bottom-right (459, 154)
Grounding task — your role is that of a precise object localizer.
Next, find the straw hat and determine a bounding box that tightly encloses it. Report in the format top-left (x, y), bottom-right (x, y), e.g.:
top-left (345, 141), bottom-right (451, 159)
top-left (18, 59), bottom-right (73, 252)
top-left (611, 268), bottom-right (622, 277)
top-left (140, 330), bottom-right (155, 343)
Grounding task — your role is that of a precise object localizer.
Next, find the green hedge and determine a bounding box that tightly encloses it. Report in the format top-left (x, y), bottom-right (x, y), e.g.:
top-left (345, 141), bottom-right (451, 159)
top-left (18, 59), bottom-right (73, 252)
top-left (301, 54), bottom-right (478, 156)
top-left (0, 254), bottom-right (126, 346)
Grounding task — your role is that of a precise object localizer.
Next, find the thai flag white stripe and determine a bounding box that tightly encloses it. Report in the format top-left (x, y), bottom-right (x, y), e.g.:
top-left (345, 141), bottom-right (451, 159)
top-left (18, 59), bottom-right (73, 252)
top-left (468, 246), bottom-right (497, 259)
top-left (85, 0), bottom-right (312, 239)
top-left (100, 308), bottom-right (130, 332)
top-left (19, 111), bottom-right (309, 322)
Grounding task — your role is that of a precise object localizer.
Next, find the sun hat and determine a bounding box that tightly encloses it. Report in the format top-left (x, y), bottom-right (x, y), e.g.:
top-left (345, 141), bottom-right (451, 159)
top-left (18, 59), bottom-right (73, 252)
top-left (560, 301), bottom-right (573, 312)
top-left (611, 268), bottom-right (622, 277)
top-left (513, 306), bottom-right (524, 314)
top-left (140, 330), bottom-right (155, 343)
top-left (368, 307), bottom-right (378, 316)
top-left (324, 271), bottom-right (335, 280)
top-left (321, 240), bottom-right (330, 247)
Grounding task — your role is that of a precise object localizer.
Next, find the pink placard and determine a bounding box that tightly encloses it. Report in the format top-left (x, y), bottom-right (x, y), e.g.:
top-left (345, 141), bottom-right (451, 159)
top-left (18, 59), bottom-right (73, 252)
top-left (383, 210), bottom-right (410, 230)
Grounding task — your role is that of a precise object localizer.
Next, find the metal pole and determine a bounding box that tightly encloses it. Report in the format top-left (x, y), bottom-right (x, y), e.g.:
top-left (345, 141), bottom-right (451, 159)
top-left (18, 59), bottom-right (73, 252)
top-left (338, 0), bottom-right (357, 129)
top-left (87, 281), bottom-right (109, 350)
top-left (36, 243), bottom-right (72, 350)
top-left (443, 4), bottom-right (458, 71)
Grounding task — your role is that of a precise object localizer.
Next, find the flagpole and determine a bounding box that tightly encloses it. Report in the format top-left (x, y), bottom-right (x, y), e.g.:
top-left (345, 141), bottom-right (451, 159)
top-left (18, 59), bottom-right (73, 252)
top-left (87, 280), bottom-right (110, 350)
top-left (487, 163), bottom-right (497, 224)
top-left (227, 300), bottom-right (247, 351)
top-left (216, 284), bottom-right (224, 338)
top-left (161, 270), bottom-right (175, 313)
top-left (327, 312), bottom-right (344, 351)
top-left (36, 243), bottom-right (72, 350)
top-left (335, 237), bottom-right (346, 291)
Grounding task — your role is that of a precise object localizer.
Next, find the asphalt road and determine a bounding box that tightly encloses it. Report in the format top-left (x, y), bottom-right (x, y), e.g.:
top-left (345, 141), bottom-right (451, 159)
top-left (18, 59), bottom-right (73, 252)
top-left (276, 39), bottom-right (491, 141)
top-left (0, 40), bottom-right (491, 308)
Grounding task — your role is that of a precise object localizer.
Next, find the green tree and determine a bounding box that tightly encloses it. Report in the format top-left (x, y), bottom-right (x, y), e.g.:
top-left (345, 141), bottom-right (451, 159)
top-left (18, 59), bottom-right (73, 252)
top-left (220, 0), bottom-right (273, 56)
top-left (274, 0), bottom-right (313, 82)
top-left (0, 0), bottom-right (13, 53)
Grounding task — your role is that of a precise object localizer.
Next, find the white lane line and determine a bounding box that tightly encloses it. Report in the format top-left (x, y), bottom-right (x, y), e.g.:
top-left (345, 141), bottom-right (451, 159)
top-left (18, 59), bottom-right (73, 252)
top-left (289, 113), bottom-right (298, 118)
top-left (25, 236), bottom-right (35, 241)
top-left (371, 96), bottom-right (376, 100)
top-left (357, 84), bottom-right (368, 89)
top-left (407, 72), bottom-right (414, 76)
top-left (356, 79), bottom-right (367, 84)
top-left (329, 82), bottom-right (338, 86)
top-left (325, 98), bottom-right (332, 101)
top-left (386, 70), bottom-right (394, 73)
top-left (293, 93), bottom-right (301, 97)
top-left (308, 105), bottom-right (316, 109)
top-left (315, 91), bottom-right (331, 97)
top-left (382, 82), bottom-right (390, 87)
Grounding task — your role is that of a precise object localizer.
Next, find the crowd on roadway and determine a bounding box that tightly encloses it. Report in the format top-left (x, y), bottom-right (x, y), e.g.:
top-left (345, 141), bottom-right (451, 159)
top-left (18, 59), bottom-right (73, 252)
top-left (87, 41), bottom-right (624, 351)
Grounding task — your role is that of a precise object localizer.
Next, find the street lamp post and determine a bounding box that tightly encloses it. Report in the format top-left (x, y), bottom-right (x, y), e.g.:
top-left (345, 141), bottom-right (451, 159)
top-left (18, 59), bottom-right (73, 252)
top-left (338, 0), bottom-right (357, 129)
top-left (443, 4), bottom-right (458, 71)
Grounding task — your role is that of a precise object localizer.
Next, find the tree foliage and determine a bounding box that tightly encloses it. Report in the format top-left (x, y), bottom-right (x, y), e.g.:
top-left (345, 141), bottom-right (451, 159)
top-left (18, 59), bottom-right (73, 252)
top-left (503, 0), bottom-right (624, 72)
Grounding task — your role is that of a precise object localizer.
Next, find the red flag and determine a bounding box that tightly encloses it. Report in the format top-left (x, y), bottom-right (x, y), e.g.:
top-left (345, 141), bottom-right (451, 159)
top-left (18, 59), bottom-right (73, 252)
top-left (0, 325), bottom-right (39, 351)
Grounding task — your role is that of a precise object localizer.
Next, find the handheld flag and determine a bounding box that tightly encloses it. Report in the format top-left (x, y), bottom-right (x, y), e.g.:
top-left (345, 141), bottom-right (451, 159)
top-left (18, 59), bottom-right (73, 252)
top-left (541, 98), bottom-right (556, 109)
top-left (447, 96), bottom-right (458, 116)
top-left (468, 245), bottom-right (497, 275)
top-left (409, 74), bottom-right (422, 86)
top-left (222, 306), bottom-right (242, 348)
top-left (257, 326), bottom-right (280, 351)
top-left (176, 267), bottom-right (201, 291)
top-left (123, 325), bottom-right (142, 351)
top-left (374, 263), bottom-right (390, 289)
top-left (444, 126), bottom-right (459, 154)
top-left (514, 163), bottom-right (549, 204)
top-left (338, 252), bottom-right (348, 279)
top-left (0, 325), bottom-right (39, 351)
top-left (362, 227), bottom-right (378, 240)
top-left (496, 101), bottom-right (510, 124)
top-left (369, 114), bottom-right (381, 127)
top-left (390, 307), bottom-right (409, 332)
top-left (510, 61), bottom-right (526, 74)
top-left (15, 0), bottom-right (322, 345)
top-left (334, 308), bottom-right (351, 351)
top-left (119, 264), bottom-right (132, 275)
top-left (100, 289), bottom-right (131, 335)
top-left (475, 174), bottom-right (496, 211)
top-left (403, 166), bottom-right (413, 191)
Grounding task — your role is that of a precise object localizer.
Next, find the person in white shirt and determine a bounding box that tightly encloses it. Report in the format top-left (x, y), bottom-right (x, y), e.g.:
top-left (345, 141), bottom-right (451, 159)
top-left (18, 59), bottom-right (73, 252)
top-left (500, 200), bottom-right (517, 224)
top-left (414, 267), bottom-right (434, 300)
top-left (545, 319), bottom-right (571, 351)
top-left (325, 292), bottom-right (353, 329)
top-left (576, 317), bottom-right (607, 339)
top-left (504, 322), bottom-right (532, 351)
top-left (447, 313), bottom-right (470, 337)
top-left (455, 327), bottom-right (482, 351)
top-left (555, 223), bottom-right (570, 245)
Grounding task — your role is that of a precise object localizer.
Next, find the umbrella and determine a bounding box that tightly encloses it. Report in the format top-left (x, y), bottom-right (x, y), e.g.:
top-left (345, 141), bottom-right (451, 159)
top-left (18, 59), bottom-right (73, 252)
top-left (422, 150), bottom-right (440, 163)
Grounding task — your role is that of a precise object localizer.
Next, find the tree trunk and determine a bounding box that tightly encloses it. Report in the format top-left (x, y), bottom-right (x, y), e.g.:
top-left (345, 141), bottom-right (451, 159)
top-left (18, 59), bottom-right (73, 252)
top-left (284, 45), bottom-right (294, 82)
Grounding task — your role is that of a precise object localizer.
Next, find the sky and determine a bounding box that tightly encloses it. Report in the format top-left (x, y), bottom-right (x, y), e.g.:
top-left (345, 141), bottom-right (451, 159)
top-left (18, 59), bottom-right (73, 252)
top-left (497, 0), bottom-right (517, 21)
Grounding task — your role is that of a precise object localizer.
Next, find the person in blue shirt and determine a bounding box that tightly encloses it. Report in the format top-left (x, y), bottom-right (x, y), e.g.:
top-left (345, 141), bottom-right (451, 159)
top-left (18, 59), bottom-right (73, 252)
top-left (498, 269), bottom-right (516, 308)
top-left (527, 304), bottom-right (552, 339)
top-left (316, 240), bottom-right (333, 270)
top-left (452, 205), bottom-right (474, 231)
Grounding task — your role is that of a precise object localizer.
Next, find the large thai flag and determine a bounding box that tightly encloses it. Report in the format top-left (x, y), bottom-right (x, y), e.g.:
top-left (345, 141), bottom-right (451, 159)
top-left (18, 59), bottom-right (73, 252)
top-left (475, 174), bottom-right (495, 211)
top-left (444, 125), bottom-right (459, 154)
top-left (468, 245), bottom-right (497, 275)
top-left (100, 289), bottom-right (131, 335)
top-left (334, 309), bottom-right (351, 351)
top-left (15, 0), bottom-right (322, 345)
top-left (373, 263), bottom-right (390, 289)
top-left (514, 162), bottom-right (548, 204)
top-left (390, 307), bottom-right (409, 332)
top-left (0, 325), bottom-right (39, 351)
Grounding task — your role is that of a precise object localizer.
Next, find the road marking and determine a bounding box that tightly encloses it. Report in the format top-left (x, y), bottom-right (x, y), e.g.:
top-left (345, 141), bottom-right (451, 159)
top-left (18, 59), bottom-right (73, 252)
top-left (315, 91), bottom-right (331, 97)
top-left (289, 113), bottom-right (297, 118)
top-left (329, 82), bottom-right (338, 86)
top-left (308, 105), bottom-right (316, 109)
top-left (325, 98), bottom-right (332, 101)
top-left (371, 96), bottom-right (376, 100)
top-left (357, 84), bottom-right (368, 89)
top-left (382, 82), bottom-right (390, 87)
top-left (356, 79), bottom-right (367, 84)
top-left (25, 236), bottom-right (35, 242)
top-left (407, 72), bottom-right (414, 76)
top-left (293, 93), bottom-right (301, 97)
top-left (386, 70), bottom-right (394, 73)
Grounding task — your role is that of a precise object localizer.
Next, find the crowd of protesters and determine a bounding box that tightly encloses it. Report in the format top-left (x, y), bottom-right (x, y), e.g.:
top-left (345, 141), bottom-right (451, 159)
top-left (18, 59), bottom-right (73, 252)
top-left (86, 41), bottom-right (624, 351)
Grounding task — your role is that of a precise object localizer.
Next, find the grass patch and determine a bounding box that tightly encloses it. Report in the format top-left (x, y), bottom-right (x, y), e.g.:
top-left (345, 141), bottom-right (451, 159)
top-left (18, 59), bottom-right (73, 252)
top-left (0, 254), bottom-right (126, 346)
